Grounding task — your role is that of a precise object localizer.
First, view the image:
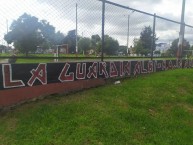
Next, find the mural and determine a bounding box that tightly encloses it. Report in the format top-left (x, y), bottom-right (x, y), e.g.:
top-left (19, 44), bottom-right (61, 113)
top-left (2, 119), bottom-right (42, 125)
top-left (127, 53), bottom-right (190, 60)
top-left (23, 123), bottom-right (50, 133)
top-left (0, 60), bottom-right (193, 90)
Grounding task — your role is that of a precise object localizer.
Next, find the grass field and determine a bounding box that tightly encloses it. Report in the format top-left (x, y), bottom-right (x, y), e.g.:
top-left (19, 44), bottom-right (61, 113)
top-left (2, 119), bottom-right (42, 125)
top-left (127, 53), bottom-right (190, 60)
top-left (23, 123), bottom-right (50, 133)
top-left (0, 53), bottom-right (177, 63)
top-left (1, 69), bottom-right (193, 145)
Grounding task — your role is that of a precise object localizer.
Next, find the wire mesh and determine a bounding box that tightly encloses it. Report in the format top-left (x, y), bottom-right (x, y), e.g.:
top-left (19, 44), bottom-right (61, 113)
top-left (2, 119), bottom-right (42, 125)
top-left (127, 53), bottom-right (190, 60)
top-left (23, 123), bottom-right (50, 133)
top-left (185, 26), bottom-right (193, 46)
top-left (0, 0), bottom-right (193, 61)
top-left (105, 2), bottom-right (153, 56)
top-left (0, 0), bottom-right (102, 56)
top-left (155, 18), bottom-right (180, 57)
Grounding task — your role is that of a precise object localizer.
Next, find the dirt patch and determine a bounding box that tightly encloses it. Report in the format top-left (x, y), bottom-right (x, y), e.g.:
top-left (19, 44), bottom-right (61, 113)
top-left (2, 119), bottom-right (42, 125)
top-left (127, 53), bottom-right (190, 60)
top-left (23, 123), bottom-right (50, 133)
top-left (6, 118), bottom-right (18, 132)
top-left (177, 87), bottom-right (188, 95)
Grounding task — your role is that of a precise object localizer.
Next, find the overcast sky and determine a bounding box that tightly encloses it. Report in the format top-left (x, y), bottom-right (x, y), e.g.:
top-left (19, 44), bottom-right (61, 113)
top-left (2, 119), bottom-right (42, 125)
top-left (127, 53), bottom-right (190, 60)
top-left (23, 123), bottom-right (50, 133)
top-left (0, 0), bottom-right (193, 46)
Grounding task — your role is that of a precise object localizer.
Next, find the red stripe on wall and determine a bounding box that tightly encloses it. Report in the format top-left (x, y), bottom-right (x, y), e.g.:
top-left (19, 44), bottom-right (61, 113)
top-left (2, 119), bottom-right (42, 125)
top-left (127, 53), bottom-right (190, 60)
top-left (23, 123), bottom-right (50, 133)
top-left (0, 79), bottom-right (105, 107)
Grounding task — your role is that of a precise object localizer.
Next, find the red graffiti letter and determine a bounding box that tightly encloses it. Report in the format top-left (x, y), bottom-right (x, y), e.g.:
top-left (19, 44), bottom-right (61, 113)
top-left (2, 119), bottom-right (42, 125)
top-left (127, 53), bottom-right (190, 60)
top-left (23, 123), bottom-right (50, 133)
top-left (27, 64), bottom-right (47, 86)
top-left (59, 63), bottom-right (74, 82)
top-left (120, 62), bottom-right (124, 77)
top-left (110, 62), bottom-right (118, 78)
top-left (177, 60), bottom-right (182, 68)
top-left (124, 61), bottom-right (131, 76)
top-left (76, 63), bottom-right (86, 80)
top-left (162, 61), bottom-right (166, 70)
top-left (141, 61), bottom-right (147, 74)
top-left (87, 62), bottom-right (98, 78)
top-left (168, 61), bottom-right (173, 70)
top-left (134, 61), bottom-right (141, 76)
top-left (2, 64), bottom-right (25, 88)
top-left (99, 62), bottom-right (109, 78)
top-left (155, 61), bottom-right (162, 71)
top-left (148, 61), bottom-right (154, 73)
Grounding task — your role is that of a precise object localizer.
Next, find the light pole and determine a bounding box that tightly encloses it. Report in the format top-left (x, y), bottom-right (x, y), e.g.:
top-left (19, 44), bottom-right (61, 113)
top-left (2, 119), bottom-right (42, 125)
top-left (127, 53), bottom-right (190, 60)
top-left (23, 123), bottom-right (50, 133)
top-left (127, 10), bottom-right (135, 56)
top-left (178, 0), bottom-right (186, 59)
top-left (76, 3), bottom-right (78, 56)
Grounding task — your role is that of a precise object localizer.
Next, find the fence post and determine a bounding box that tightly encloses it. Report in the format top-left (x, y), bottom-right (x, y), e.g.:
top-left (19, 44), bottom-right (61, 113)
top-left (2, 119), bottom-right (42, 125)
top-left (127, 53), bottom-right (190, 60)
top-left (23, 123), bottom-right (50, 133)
top-left (151, 13), bottom-right (156, 60)
top-left (178, 0), bottom-right (186, 59)
top-left (101, 0), bottom-right (105, 62)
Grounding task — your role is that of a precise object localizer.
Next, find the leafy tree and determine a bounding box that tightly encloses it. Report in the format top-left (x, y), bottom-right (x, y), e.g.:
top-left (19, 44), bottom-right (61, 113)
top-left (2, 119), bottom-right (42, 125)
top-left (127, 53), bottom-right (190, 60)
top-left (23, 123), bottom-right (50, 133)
top-left (134, 26), bottom-right (158, 56)
top-left (91, 35), bottom-right (119, 55)
top-left (133, 39), bottom-right (144, 55)
top-left (154, 50), bottom-right (161, 56)
top-left (40, 20), bottom-right (55, 44)
top-left (0, 45), bottom-right (6, 49)
top-left (40, 41), bottom-right (50, 52)
top-left (4, 13), bottom-right (44, 56)
top-left (118, 46), bottom-right (127, 55)
top-left (78, 37), bottom-right (91, 55)
top-left (38, 21), bottom-right (65, 52)
top-left (169, 38), bottom-right (190, 57)
top-left (54, 31), bottom-right (65, 45)
top-left (4, 13), bottom-right (65, 56)
top-left (0, 45), bottom-right (7, 53)
top-left (91, 34), bottom-right (101, 54)
top-left (163, 49), bottom-right (173, 57)
top-left (63, 30), bottom-right (77, 53)
top-left (104, 35), bottom-right (119, 55)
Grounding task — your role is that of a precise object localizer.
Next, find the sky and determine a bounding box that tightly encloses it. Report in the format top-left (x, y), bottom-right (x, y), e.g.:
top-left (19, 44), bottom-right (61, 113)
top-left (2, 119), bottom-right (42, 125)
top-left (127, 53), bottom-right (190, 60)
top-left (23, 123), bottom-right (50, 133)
top-left (0, 0), bottom-right (193, 46)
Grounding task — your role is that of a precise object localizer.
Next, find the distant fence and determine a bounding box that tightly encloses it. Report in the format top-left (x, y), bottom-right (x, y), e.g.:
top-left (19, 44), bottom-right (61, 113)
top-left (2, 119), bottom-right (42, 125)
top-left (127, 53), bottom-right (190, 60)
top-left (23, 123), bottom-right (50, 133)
top-left (0, 59), bottom-right (193, 108)
top-left (1, 0), bottom-right (193, 62)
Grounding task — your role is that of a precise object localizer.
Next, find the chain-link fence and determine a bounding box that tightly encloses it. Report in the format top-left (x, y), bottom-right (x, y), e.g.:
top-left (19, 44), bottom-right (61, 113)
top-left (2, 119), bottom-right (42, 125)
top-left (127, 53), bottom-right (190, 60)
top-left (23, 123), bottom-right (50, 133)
top-left (103, 0), bottom-right (193, 60)
top-left (0, 0), bottom-right (193, 63)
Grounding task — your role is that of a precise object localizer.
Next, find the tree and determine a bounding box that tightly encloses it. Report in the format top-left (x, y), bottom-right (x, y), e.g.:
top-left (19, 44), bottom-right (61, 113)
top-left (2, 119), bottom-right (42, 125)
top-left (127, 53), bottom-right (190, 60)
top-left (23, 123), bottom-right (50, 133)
top-left (0, 45), bottom-right (6, 50)
top-left (4, 13), bottom-right (65, 56)
top-left (163, 49), bottom-right (173, 57)
top-left (169, 38), bottom-right (190, 57)
top-left (104, 35), bottom-right (119, 55)
top-left (39, 20), bottom-right (55, 45)
top-left (118, 46), bottom-right (127, 55)
top-left (63, 30), bottom-right (77, 53)
top-left (54, 31), bottom-right (65, 45)
top-left (0, 45), bottom-right (7, 53)
top-left (89, 35), bottom-right (119, 55)
top-left (4, 13), bottom-right (44, 56)
top-left (91, 34), bottom-right (101, 55)
top-left (78, 37), bottom-right (91, 55)
top-left (39, 20), bottom-right (65, 46)
top-left (133, 39), bottom-right (144, 56)
top-left (154, 50), bottom-right (161, 56)
top-left (134, 26), bottom-right (158, 56)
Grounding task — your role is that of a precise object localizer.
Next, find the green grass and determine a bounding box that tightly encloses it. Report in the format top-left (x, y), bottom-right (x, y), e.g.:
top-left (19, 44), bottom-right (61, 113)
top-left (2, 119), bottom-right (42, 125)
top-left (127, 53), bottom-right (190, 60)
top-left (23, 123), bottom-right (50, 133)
top-left (1, 53), bottom-right (177, 63)
top-left (16, 59), bottom-right (54, 63)
top-left (1, 69), bottom-right (193, 145)
top-left (14, 54), bottom-right (98, 63)
top-left (15, 57), bottom-right (176, 63)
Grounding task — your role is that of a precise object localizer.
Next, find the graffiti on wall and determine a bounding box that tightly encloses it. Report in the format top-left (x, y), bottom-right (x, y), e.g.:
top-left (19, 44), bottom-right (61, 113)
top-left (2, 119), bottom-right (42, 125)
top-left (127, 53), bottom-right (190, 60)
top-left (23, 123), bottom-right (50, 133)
top-left (0, 60), bottom-right (193, 90)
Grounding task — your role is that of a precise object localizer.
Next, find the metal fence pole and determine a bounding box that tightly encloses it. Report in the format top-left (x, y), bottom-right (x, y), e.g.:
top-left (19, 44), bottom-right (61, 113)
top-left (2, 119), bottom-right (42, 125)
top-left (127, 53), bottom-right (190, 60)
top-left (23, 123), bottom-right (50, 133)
top-left (178, 0), bottom-right (186, 59)
top-left (101, 0), bottom-right (105, 62)
top-left (151, 13), bottom-right (156, 60)
top-left (76, 3), bottom-right (78, 57)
